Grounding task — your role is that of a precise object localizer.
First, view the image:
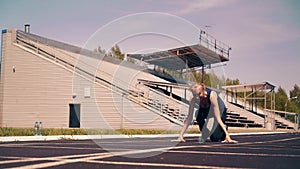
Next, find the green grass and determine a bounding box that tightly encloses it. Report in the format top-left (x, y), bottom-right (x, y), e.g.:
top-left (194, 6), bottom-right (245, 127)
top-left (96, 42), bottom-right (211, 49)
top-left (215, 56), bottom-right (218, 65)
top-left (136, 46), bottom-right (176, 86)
top-left (116, 129), bottom-right (177, 135)
top-left (0, 127), bottom-right (35, 136)
top-left (0, 127), bottom-right (87, 136)
top-left (0, 127), bottom-right (200, 136)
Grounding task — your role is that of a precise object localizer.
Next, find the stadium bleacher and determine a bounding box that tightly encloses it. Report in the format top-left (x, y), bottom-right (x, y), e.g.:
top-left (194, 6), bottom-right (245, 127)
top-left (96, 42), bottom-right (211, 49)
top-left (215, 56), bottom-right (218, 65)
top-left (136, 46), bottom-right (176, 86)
top-left (11, 29), bottom-right (295, 130)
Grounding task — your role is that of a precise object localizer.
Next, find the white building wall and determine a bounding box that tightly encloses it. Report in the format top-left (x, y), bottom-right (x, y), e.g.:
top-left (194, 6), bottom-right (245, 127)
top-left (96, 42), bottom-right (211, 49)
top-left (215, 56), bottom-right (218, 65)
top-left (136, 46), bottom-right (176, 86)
top-left (0, 29), bottom-right (178, 130)
top-left (0, 29), bottom-right (73, 128)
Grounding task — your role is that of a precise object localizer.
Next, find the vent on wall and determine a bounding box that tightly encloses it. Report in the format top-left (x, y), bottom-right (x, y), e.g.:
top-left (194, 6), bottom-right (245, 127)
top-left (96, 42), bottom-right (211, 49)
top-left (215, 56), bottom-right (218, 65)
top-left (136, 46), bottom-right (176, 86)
top-left (84, 87), bottom-right (91, 98)
top-left (24, 24), bottom-right (30, 33)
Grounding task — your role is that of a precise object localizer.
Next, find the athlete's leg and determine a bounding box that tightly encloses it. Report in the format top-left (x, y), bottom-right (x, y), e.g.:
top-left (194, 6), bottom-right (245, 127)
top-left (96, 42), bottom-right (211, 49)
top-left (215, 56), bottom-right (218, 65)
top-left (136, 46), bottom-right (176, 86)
top-left (197, 111), bottom-right (210, 142)
top-left (210, 108), bottom-right (227, 142)
top-left (196, 111), bottom-right (206, 131)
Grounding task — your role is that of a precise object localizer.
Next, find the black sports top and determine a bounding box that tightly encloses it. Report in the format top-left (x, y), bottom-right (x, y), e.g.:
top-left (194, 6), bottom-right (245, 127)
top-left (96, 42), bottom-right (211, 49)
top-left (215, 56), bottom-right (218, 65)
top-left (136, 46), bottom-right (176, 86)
top-left (198, 88), bottom-right (226, 116)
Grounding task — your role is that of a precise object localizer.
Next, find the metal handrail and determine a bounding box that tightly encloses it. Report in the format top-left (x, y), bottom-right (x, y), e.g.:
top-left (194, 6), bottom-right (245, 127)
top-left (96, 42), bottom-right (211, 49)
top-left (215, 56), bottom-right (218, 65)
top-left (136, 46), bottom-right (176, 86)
top-left (199, 30), bottom-right (231, 58)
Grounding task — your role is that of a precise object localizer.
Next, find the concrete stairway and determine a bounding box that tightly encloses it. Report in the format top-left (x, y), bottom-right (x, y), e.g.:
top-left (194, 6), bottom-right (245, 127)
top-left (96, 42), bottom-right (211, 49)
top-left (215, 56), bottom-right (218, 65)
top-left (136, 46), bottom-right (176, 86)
top-left (225, 101), bottom-right (296, 129)
top-left (226, 111), bottom-right (263, 128)
top-left (225, 102), bottom-right (265, 127)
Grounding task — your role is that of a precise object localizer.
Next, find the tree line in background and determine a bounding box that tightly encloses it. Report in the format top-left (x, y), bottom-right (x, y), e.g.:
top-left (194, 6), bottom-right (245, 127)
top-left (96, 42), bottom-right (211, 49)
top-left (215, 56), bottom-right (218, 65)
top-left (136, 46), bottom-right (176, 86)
top-left (195, 69), bottom-right (300, 114)
top-left (94, 45), bottom-right (124, 60)
top-left (95, 45), bottom-right (300, 114)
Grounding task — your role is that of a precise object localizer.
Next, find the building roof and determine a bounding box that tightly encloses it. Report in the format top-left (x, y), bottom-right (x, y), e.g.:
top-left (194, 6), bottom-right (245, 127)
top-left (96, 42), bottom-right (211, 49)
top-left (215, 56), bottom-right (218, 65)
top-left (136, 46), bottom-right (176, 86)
top-left (222, 82), bottom-right (276, 93)
top-left (16, 30), bottom-right (101, 58)
top-left (15, 30), bottom-right (136, 67)
top-left (127, 43), bottom-right (229, 70)
top-left (138, 79), bottom-right (189, 89)
top-left (17, 29), bottom-right (230, 72)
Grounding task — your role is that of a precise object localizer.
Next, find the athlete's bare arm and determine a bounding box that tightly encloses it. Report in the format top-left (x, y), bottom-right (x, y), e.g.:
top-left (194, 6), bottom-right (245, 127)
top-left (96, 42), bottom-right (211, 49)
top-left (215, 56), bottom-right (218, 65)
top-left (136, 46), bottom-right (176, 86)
top-left (210, 91), bottom-right (237, 143)
top-left (178, 96), bottom-right (195, 142)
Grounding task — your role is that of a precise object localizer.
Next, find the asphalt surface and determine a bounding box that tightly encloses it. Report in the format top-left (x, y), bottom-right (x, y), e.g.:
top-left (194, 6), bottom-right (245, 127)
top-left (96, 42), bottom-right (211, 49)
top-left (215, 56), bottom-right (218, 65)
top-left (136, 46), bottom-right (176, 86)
top-left (0, 132), bottom-right (299, 169)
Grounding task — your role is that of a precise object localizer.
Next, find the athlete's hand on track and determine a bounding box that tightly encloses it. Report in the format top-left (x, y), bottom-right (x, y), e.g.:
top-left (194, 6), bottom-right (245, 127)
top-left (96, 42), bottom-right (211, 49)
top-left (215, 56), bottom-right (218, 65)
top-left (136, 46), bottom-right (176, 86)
top-left (178, 135), bottom-right (186, 142)
top-left (222, 136), bottom-right (238, 143)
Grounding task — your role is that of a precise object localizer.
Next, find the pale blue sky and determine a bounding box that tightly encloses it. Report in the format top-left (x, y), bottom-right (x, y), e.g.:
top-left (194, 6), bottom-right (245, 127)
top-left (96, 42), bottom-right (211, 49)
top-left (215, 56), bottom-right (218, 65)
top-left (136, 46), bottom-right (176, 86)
top-left (1, 0), bottom-right (299, 93)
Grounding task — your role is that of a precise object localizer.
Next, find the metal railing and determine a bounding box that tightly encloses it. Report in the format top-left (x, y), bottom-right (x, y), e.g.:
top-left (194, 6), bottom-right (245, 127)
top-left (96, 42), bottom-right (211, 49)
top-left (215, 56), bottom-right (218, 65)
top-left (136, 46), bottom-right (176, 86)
top-left (133, 84), bottom-right (190, 124)
top-left (199, 30), bottom-right (231, 58)
top-left (265, 109), bottom-right (298, 130)
top-left (15, 31), bottom-right (189, 126)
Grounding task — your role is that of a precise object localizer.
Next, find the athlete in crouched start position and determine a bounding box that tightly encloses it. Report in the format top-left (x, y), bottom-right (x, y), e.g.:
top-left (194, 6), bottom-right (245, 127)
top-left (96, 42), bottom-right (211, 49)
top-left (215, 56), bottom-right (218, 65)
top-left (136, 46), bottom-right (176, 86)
top-left (178, 83), bottom-right (237, 143)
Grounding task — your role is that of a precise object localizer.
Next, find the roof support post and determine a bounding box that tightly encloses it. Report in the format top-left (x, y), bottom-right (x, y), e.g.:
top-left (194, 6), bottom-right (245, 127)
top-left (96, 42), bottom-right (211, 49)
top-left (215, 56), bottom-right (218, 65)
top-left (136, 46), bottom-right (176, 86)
top-left (251, 87), bottom-right (254, 112)
top-left (273, 89), bottom-right (276, 111)
top-left (201, 66), bottom-right (204, 83)
top-left (264, 85), bottom-right (267, 110)
top-left (255, 86), bottom-right (257, 113)
top-left (185, 58), bottom-right (189, 82)
top-left (264, 85), bottom-right (267, 126)
top-left (230, 89), bottom-right (233, 103)
top-left (235, 88), bottom-right (237, 104)
top-left (243, 86), bottom-right (246, 109)
top-left (226, 89), bottom-right (228, 102)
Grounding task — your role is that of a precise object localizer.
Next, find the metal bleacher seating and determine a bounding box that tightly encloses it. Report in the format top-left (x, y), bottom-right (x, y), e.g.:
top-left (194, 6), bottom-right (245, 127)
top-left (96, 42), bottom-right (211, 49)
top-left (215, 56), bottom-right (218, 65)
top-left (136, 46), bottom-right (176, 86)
top-left (226, 111), bottom-right (263, 128)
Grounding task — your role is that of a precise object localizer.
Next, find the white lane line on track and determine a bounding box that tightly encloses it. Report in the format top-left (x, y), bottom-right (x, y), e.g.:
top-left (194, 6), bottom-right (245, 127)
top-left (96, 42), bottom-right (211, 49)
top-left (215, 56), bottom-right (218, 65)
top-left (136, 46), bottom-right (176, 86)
top-left (3, 136), bottom-right (300, 169)
top-left (244, 137), bottom-right (300, 144)
top-left (0, 142), bottom-right (255, 169)
top-left (213, 145), bottom-right (300, 152)
top-left (85, 160), bottom-right (249, 169)
top-left (167, 150), bottom-right (300, 158)
top-left (4, 152), bottom-right (125, 169)
top-left (0, 152), bottom-right (111, 165)
top-left (0, 144), bottom-right (102, 151)
top-left (3, 144), bottom-right (206, 169)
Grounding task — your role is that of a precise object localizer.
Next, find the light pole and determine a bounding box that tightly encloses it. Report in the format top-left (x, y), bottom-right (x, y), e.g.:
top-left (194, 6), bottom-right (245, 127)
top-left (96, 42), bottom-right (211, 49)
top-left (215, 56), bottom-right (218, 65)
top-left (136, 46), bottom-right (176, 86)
top-left (285, 96), bottom-right (298, 111)
top-left (284, 96), bottom-right (298, 119)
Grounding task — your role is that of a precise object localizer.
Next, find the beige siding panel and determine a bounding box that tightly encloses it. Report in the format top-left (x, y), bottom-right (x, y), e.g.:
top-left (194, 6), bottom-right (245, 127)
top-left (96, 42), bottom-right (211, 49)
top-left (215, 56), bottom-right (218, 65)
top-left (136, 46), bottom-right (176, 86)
top-left (0, 30), bottom-right (12, 126)
top-left (93, 61), bottom-right (178, 130)
top-left (0, 34), bottom-right (6, 126)
top-left (76, 60), bottom-right (176, 130)
top-left (1, 30), bottom-right (73, 128)
top-left (0, 29), bottom-right (180, 130)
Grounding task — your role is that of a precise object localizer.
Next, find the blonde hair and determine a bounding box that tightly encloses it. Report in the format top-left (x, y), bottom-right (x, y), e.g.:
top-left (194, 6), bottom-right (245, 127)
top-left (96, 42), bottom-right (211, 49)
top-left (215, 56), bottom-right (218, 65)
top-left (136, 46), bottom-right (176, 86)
top-left (190, 83), bottom-right (207, 96)
top-left (190, 83), bottom-right (198, 93)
